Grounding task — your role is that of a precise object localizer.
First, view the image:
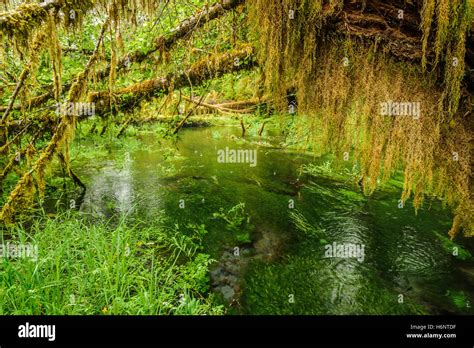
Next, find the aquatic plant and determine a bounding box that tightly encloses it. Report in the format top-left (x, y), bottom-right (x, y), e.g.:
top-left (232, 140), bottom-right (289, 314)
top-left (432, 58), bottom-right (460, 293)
top-left (445, 290), bottom-right (469, 310)
top-left (213, 202), bottom-right (253, 243)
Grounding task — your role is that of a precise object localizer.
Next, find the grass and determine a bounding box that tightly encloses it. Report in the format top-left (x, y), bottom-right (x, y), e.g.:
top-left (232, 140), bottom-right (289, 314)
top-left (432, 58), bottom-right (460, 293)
top-left (0, 214), bottom-right (224, 315)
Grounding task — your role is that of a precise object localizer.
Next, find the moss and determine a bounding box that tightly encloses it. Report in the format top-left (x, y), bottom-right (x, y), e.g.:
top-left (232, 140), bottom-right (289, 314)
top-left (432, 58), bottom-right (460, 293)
top-left (420, 0), bottom-right (473, 116)
top-left (248, 0), bottom-right (473, 238)
top-left (90, 46), bottom-right (254, 111)
top-left (420, 0), bottom-right (436, 69)
top-left (0, 16), bottom-right (109, 224)
top-left (47, 13), bottom-right (63, 101)
top-left (435, 232), bottom-right (472, 260)
top-left (0, 3), bottom-right (48, 46)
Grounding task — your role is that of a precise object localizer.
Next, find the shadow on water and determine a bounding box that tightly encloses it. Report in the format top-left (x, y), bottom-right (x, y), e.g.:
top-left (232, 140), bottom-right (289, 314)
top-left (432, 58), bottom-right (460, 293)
top-left (50, 125), bottom-right (474, 315)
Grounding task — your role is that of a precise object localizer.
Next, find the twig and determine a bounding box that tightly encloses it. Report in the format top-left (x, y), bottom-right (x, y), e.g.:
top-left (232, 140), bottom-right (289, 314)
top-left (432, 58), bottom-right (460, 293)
top-left (173, 94), bottom-right (206, 134)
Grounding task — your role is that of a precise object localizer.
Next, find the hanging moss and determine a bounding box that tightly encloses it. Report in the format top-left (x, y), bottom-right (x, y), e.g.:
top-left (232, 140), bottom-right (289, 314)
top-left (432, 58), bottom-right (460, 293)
top-left (420, 0), bottom-right (436, 69)
top-left (0, 0), bottom-right (163, 46)
top-left (248, 0), bottom-right (343, 109)
top-left (0, 3), bottom-right (48, 48)
top-left (420, 0), bottom-right (472, 116)
top-left (47, 12), bottom-right (63, 101)
top-left (0, 17), bottom-right (110, 224)
top-left (248, 0), bottom-right (473, 237)
top-left (342, 41), bottom-right (469, 236)
top-left (0, 30), bottom-right (46, 129)
top-left (0, 172), bottom-right (35, 224)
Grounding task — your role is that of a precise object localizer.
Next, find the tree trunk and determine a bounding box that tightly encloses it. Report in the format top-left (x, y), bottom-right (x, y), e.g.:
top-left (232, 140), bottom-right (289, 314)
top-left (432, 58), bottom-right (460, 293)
top-left (325, 0), bottom-right (473, 91)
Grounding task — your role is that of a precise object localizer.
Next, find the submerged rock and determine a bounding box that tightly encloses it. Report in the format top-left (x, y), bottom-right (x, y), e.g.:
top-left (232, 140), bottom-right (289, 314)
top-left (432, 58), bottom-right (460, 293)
top-left (220, 285), bottom-right (235, 301)
top-left (253, 229), bottom-right (284, 261)
top-left (210, 247), bottom-right (251, 302)
top-left (210, 230), bottom-right (286, 304)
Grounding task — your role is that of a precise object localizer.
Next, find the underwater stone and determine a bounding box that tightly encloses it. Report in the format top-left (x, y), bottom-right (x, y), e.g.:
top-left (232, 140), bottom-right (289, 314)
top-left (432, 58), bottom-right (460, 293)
top-left (221, 285), bottom-right (235, 301)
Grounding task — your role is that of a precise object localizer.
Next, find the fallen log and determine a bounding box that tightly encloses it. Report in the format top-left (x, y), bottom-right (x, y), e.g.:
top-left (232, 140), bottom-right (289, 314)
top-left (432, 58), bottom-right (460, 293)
top-left (216, 97), bottom-right (267, 110)
top-left (89, 45), bottom-right (256, 113)
top-left (182, 95), bottom-right (255, 114)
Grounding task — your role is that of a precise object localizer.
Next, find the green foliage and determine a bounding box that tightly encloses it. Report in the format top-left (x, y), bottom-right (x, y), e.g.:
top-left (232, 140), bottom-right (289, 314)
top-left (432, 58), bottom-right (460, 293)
top-left (445, 290), bottom-right (469, 310)
top-left (213, 202), bottom-right (248, 232)
top-left (289, 210), bottom-right (326, 240)
top-left (213, 202), bottom-right (253, 243)
top-left (299, 161), bottom-right (333, 177)
top-left (0, 214), bottom-right (223, 315)
top-left (435, 232), bottom-right (472, 260)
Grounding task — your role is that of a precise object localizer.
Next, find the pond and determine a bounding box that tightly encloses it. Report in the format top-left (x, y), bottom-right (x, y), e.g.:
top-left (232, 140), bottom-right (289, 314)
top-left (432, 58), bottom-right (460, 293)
top-left (51, 125), bottom-right (474, 315)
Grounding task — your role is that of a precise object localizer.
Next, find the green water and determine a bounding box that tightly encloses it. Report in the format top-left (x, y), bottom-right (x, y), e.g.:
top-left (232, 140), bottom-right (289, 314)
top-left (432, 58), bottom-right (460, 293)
top-left (54, 125), bottom-right (474, 315)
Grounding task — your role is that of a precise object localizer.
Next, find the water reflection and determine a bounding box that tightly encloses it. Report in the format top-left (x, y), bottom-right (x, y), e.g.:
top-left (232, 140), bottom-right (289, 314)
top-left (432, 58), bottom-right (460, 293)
top-left (80, 160), bottom-right (134, 217)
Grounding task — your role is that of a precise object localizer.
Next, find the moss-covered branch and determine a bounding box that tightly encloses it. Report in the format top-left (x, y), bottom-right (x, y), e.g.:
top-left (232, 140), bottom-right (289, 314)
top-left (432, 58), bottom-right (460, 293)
top-left (89, 44), bottom-right (256, 113)
top-left (97, 0), bottom-right (246, 80)
top-left (0, 1), bottom-right (60, 37)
